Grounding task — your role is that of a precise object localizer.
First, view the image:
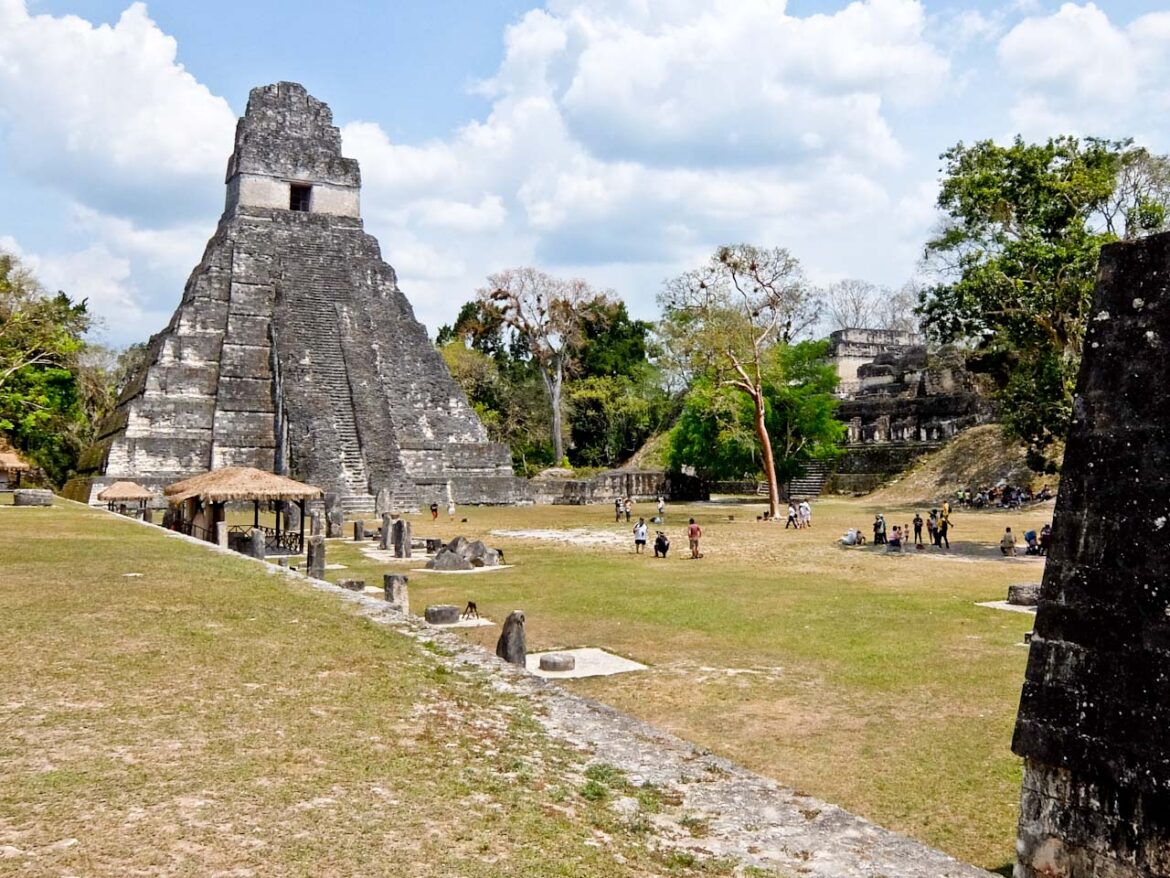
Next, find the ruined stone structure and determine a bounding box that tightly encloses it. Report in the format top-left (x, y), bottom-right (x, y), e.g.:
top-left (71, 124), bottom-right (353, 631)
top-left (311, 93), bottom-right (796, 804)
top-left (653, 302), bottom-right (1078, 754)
top-left (1012, 232), bottom-right (1170, 877)
top-left (826, 328), bottom-right (923, 396)
top-left (67, 83), bottom-right (526, 512)
top-left (826, 344), bottom-right (992, 494)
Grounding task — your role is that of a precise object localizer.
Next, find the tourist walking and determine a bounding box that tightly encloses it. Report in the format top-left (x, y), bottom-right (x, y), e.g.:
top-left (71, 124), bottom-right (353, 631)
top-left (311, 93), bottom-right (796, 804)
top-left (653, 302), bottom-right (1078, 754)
top-left (912, 512), bottom-right (923, 547)
top-left (430, 501), bottom-right (439, 520)
top-left (786, 502), bottom-right (798, 529)
top-left (633, 517), bottom-right (648, 554)
top-left (799, 500), bottom-right (812, 528)
top-left (657, 495), bottom-right (665, 517)
top-left (447, 498), bottom-right (456, 521)
top-left (623, 497), bottom-right (632, 522)
top-left (615, 497), bottom-right (623, 522)
top-left (687, 518), bottom-right (702, 559)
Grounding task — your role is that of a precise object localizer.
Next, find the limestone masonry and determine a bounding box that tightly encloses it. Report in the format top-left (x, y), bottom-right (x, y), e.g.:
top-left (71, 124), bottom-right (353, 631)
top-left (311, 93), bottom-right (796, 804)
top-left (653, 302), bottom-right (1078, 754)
top-left (1012, 230), bottom-right (1170, 876)
top-left (68, 82), bottom-right (527, 511)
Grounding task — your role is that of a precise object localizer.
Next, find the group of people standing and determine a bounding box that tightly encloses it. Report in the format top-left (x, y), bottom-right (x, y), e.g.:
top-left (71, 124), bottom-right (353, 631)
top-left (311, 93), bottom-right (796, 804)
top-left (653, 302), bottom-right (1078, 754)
top-left (868, 503), bottom-right (953, 550)
top-left (784, 500), bottom-right (813, 529)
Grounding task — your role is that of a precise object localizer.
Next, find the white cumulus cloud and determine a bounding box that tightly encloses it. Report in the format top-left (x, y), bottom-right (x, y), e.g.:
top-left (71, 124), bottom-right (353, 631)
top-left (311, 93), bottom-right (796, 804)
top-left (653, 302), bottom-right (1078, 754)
top-left (998, 3), bottom-right (1170, 139)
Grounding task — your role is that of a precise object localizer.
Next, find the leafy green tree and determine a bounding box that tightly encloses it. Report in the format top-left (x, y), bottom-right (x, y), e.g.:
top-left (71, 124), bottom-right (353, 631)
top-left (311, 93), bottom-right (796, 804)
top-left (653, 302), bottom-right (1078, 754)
top-left (666, 341), bottom-right (843, 485)
top-left (920, 136), bottom-right (1170, 466)
top-left (0, 251), bottom-right (94, 484)
top-left (659, 244), bottom-right (820, 516)
top-left (566, 374), bottom-right (671, 468)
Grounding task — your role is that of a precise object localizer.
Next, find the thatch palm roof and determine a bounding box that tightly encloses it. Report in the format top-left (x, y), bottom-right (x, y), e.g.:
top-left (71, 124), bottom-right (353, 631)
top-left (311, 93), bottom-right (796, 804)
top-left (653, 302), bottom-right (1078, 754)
top-left (0, 438), bottom-right (31, 473)
top-left (97, 481), bottom-right (157, 502)
top-left (165, 467), bottom-right (323, 504)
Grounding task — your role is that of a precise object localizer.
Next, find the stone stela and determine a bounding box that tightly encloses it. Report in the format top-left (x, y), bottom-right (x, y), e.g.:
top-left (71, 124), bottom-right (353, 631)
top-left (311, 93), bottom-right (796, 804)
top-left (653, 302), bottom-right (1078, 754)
top-left (1011, 231), bottom-right (1170, 876)
top-left (67, 82), bottom-right (528, 514)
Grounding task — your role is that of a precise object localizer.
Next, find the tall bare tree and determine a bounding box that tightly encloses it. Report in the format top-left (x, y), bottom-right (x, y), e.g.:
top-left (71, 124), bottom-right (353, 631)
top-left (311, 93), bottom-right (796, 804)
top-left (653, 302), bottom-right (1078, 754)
top-left (478, 267), bottom-right (602, 464)
top-left (824, 278), bottom-right (921, 335)
top-left (659, 244), bottom-right (819, 517)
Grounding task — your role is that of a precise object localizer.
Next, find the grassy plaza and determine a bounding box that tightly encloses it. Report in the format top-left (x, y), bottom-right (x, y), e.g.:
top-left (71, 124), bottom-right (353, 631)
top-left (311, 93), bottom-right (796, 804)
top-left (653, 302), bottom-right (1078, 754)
top-left (1, 494), bottom-right (1049, 874)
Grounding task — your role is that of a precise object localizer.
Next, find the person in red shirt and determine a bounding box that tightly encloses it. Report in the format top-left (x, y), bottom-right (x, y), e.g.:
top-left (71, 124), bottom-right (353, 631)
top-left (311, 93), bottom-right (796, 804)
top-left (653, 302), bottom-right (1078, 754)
top-left (687, 518), bottom-right (702, 559)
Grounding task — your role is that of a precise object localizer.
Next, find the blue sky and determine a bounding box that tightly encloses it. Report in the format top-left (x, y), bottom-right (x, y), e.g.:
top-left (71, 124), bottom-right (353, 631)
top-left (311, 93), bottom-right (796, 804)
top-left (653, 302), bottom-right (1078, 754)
top-left (3, 0), bottom-right (1170, 346)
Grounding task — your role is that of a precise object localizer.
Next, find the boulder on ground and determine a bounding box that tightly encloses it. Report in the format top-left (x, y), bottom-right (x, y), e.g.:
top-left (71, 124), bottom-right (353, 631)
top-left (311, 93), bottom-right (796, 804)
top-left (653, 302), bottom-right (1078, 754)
top-left (496, 610), bottom-right (527, 665)
top-left (425, 535), bottom-right (502, 569)
top-left (427, 548), bottom-right (474, 571)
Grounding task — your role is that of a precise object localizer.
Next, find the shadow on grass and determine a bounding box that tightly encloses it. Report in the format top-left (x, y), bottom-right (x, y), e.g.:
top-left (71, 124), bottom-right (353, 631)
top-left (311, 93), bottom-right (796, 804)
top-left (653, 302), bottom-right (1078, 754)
top-left (992, 863), bottom-right (1013, 877)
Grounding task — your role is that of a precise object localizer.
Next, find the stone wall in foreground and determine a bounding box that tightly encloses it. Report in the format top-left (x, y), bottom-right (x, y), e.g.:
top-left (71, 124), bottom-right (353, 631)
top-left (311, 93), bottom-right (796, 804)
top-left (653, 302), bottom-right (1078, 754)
top-left (1012, 231), bottom-right (1170, 876)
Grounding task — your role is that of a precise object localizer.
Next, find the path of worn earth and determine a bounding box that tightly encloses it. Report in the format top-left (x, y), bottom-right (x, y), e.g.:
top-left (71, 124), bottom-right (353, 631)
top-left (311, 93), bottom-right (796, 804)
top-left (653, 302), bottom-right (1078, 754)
top-left (127, 512), bottom-right (997, 878)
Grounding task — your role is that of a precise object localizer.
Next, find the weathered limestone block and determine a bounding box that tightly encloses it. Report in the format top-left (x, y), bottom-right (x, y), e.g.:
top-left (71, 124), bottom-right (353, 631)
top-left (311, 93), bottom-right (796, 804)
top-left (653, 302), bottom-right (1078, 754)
top-left (375, 487), bottom-right (392, 516)
top-left (324, 492), bottom-right (343, 538)
top-left (306, 535), bottom-right (326, 580)
top-left (1012, 231), bottom-right (1170, 877)
top-left (310, 511), bottom-right (324, 537)
top-left (383, 574), bottom-right (408, 612)
top-left (353, 520), bottom-right (365, 541)
top-left (392, 519), bottom-right (412, 559)
top-left (12, 489), bottom-right (52, 507)
top-left (250, 527), bottom-right (266, 560)
top-left (496, 610), bottom-right (527, 666)
top-left (424, 605), bottom-right (460, 625)
top-left (379, 513), bottom-right (391, 550)
top-left (1008, 583), bottom-right (1041, 606)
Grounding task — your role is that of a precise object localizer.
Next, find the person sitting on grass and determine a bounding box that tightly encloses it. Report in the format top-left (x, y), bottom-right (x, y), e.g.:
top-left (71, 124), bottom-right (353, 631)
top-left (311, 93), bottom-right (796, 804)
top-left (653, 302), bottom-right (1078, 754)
top-left (887, 525), bottom-right (903, 552)
top-left (1023, 529), bottom-right (1041, 555)
top-left (840, 528), bottom-right (866, 547)
top-left (1000, 527), bottom-right (1017, 556)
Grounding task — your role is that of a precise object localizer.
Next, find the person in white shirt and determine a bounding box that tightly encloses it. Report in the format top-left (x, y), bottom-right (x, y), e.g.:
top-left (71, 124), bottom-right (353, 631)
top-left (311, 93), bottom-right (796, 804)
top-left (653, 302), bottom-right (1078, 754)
top-left (633, 517), bottom-right (648, 553)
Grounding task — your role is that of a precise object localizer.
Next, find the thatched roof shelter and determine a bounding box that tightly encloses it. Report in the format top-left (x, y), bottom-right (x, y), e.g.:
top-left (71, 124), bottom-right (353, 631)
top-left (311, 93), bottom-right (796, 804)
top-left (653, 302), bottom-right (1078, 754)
top-left (97, 481), bottom-right (157, 502)
top-left (0, 445), bottom-right (31, 473)
top-left (165, 467), bottom-right (323, 505)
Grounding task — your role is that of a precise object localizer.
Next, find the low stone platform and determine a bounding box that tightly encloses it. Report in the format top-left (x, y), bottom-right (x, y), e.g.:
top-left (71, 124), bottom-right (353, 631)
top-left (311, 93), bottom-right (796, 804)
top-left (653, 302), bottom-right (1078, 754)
top-left (975, 600), bottom-right (1037, 616)
top-left (410, 565), bottom-right (514, 576)
top-left (526, 647), bottom-right (648, 679)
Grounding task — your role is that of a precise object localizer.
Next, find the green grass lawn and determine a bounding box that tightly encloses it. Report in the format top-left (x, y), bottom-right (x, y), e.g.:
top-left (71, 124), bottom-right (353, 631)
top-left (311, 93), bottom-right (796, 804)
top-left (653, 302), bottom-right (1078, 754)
top-left (1, 493), bottom-right (1042, 874)
top-left (0, 498), bottom-right (745, 877)
top-left (324, 497), bottom-right (1045, 872)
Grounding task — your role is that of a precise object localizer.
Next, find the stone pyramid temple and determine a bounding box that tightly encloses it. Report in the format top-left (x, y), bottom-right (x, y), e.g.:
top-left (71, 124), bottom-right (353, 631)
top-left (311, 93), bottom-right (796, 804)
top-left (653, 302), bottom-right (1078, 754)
top-left (69, 82), bottom-right (527, 512)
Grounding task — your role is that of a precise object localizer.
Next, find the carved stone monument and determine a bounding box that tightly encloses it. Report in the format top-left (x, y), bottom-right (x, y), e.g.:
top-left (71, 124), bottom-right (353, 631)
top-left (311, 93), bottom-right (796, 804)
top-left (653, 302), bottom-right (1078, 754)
top-left (66, 82), bottom-right (528, 513)
top-left (1012, 232), bottom-right (1170, 877)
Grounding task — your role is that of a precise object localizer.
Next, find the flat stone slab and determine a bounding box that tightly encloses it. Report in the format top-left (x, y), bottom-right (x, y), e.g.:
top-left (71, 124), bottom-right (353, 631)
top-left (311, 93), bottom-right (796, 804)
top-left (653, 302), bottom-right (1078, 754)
top-left (527, 647), bottom-right (648, 679)
top-left (428, 616), bottom-right (495, 629)
top-left (410, 565), bottom-right (514, 575)
top-left (976, 600), bottom-right (1038, 615)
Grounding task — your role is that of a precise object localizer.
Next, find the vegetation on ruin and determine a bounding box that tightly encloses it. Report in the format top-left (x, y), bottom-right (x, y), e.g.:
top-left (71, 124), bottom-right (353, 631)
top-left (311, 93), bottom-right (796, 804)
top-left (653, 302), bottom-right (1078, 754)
top-left (918, 136), bottom-right (1170, 469)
